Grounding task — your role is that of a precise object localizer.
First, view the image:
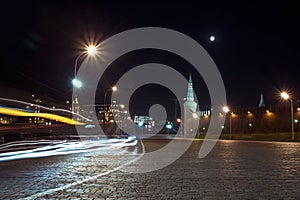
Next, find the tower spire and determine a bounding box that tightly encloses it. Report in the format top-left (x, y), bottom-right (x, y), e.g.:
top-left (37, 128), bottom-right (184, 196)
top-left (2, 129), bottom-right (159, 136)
top-left (188, 73), bottom-right (192, 83)
top-left (187, 74), bottom-right (194, 101)
top-left (259, 94), bottom-right (265, 107)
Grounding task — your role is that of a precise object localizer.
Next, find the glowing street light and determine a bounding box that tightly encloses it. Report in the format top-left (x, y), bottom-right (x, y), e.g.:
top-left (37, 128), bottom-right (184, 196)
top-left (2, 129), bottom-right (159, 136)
top-left (87, 45), bottom-right (97, 55)
top-left (280, 91), bottom-right (295, 141)
top-left (281, 91), bottom-right (289, 100)
top-left (72, 45), bottom-right (98, 117)
top-left (222, 106), bottom-right (229, 113)
top-left (222, 105), bottom-right (232, 139)
top-left (112, 86), bottom-right (117, 92)
top-left (103, 86), bottom-right (118, 133)
top-left (104, 86), bottom-right (118, 106)
top-left (74, 45), bottom-right (99, 79)
top-left (72, 78), bottom-right (82, 88)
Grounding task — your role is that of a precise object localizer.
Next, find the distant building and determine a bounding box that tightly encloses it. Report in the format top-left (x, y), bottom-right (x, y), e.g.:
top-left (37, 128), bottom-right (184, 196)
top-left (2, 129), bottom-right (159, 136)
top-left (0, 116), bottom-right (15, 124)
top-left (96, 101), bottom-right (132, 134)
top-left (97, 101), bottom-right (128, 124)
top-left (134, 115), bottom-right (155, 131)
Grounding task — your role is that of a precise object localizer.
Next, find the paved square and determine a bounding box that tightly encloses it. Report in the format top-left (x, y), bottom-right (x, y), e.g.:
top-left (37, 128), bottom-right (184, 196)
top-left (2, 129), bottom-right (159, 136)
top-left (0, 139), bottom-right (300, 199)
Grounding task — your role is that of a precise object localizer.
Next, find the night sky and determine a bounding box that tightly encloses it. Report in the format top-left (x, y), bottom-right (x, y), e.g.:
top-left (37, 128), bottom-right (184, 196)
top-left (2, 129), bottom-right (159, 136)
top-left (1, 1), bottom-right (299, 116)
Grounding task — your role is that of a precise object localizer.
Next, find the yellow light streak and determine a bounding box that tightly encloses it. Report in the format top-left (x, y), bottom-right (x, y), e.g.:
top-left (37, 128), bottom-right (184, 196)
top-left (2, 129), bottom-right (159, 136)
top-left (0, 107), bottom-right (84, 125)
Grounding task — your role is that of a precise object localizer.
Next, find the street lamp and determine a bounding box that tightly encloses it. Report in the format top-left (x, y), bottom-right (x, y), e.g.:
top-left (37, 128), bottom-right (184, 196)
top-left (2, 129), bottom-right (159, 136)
top-left (87, 45), bottom-right (97, 55)
top-left (222, 106), bottom-right (232, 139)
top-left (222, 106), bottom-right (229, 113)
top-left (72, 45), bottom-right (98, 118)
top-left (72, 78), bottom-right (82, 88)
top-left (73, 45), bottom-right (97, 87)
top-left (103, 86), bottom-right (117, 133)
top-left (281, 91), bottom-right (295, 141)
top-left (104, 86), bottom-right (118, 106)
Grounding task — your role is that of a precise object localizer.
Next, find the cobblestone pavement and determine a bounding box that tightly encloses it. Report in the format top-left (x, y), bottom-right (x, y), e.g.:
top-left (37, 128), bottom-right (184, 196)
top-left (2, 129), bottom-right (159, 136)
top-left (1, 139), bottom-right (300, 199)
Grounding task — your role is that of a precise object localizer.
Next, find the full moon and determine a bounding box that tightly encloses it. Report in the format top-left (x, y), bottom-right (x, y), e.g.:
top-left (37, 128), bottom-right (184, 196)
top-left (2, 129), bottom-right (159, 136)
top-left (210, 36), bottom-right (215, 42)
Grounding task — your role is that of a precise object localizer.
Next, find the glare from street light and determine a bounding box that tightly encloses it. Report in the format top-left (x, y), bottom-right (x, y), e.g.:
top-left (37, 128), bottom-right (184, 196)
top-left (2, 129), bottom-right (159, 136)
top-left (222, 106), bottom-right (229, 113)
top-left (281, 91), bottom-right (289, 100)
top-left (112, 86), bottom-right (117, 92)
top-left (72, 78), bottom-right (82, 88)
top-left (87, 45), bottom-right (97, 55)
top-left (280, 90), bottom-right (294, 141)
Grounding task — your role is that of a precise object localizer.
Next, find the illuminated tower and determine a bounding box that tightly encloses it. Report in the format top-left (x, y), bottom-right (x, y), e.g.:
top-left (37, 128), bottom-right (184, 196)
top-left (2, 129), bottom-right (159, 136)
top-left (183, 74), bottom-right (198, 137)
top-left (259, 94), bottom-right (265, 107)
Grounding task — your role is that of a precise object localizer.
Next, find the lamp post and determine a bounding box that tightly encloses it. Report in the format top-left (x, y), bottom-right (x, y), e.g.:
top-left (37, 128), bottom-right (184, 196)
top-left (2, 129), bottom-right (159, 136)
top-left (103, 86), bottom-right (117, 134)
top-left (228, 112), bottom-right (236, 139)
top-left (104, 86), bottom-right (118, 107)
top-left (72, 45), bottom-right (97, 119)
top-left (74, 45), bottom-right (97, 78)
top-left (281, 91), bottom-right (295, 141)
top-left (222, 106), bottom-right (232, 139)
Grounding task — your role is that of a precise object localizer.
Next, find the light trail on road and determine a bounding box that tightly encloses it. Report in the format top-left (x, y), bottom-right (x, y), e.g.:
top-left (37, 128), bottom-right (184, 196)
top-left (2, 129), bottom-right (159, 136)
top-left (21, 137), bottom-right (145, 200)
top-left (0, 136), bottom-right (138, 162)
